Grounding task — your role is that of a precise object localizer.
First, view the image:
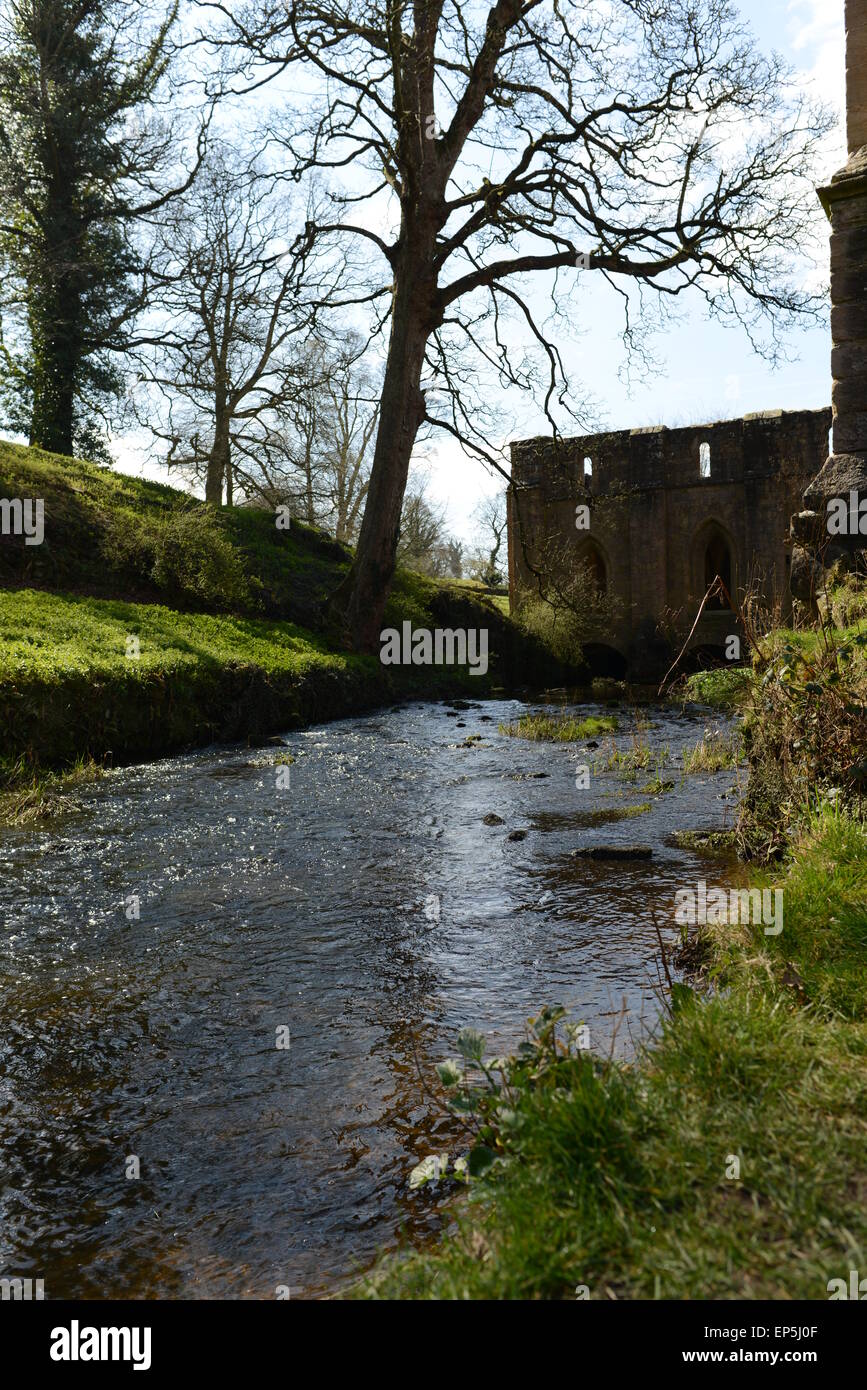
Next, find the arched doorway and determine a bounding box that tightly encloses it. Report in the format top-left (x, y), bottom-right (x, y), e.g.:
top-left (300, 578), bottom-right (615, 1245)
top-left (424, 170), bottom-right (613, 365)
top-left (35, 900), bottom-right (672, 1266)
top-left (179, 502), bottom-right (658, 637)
top-left (703, 530), bottom-right (732, 608)
top-left (581, 643), bottom-right (628, 678)
top-left (578, 540), bottom-right (607, 595)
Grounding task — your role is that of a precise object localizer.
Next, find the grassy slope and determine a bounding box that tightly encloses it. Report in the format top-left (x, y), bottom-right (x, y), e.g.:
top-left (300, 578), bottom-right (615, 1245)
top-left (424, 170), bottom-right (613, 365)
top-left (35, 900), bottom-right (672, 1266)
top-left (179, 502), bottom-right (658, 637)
top-left (0, 589), bottom-right (384, 771)
top-left (0, 442), bottom-right (560, 783)
top-left (362, 807), bottom-right (867, 1299)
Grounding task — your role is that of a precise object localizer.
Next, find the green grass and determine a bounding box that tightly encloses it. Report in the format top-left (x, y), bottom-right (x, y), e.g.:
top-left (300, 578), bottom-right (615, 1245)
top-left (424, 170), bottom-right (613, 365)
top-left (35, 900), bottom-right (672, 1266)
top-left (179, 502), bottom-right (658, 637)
top-left (824, 573), bottom-right (867, 630)
top-left (681, 666), bottom-right (751, 710)
top-left (0, 587), bottom-right (385, 781)
top-left (599, 733), bottom-right (670, 776)
top-left (359, 808), bottom-right (867, 1299)
top-left (499, 712), bottom-right (619, 741)
top-left (0, 755), bottom-right (106, 825)
top-left (640, 776), bottom-right (675, 794)
top-left (671, 829), bottom-right (737, 856)
top-left (682, 728), bottom-right (742, 773)
top-left (0, 587), bottom-right (357, 681)
top-left (765, 618), bottom-right (867, 663)
top-left (0, 442), bottom-right (570, 793)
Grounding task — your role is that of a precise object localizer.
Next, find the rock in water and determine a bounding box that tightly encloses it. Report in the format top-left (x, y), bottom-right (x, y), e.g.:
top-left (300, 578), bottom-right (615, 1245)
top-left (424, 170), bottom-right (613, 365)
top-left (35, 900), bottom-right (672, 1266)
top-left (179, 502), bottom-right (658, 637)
top-left (571, 845), bottom-right (652, 860)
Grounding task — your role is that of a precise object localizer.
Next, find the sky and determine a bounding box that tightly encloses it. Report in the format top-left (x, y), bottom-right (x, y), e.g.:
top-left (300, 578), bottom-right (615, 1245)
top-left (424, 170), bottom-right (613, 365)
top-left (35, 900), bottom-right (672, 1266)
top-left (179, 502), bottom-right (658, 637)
top-left (421, 0), bottom-right (846, 537)
top-left (102, 0), bottom-right (850, 542)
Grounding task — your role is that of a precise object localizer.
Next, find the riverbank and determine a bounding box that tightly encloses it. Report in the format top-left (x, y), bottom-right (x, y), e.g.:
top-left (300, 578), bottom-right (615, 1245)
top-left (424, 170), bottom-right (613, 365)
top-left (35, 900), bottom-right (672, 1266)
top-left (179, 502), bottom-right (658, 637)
top-left (1, 442), bottom-right (758, 818)
top-left (358, 611), bottom-right (867, 1300)
top-left (0, 442), bottom-right (567, 805)
top-left (360, 803), bottom-right (867, 1300)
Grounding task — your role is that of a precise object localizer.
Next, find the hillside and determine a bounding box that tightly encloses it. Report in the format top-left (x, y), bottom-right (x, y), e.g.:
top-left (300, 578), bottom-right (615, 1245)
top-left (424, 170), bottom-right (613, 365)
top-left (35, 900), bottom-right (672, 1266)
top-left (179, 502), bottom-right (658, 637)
top-left (0, 442), bottom-right (565, 791)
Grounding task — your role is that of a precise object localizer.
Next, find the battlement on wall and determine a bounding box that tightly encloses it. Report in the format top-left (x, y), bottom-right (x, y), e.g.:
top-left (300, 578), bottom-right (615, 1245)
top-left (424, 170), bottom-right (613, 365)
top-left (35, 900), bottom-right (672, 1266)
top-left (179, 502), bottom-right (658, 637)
top-left (511, 407), bottom-right (831, 494)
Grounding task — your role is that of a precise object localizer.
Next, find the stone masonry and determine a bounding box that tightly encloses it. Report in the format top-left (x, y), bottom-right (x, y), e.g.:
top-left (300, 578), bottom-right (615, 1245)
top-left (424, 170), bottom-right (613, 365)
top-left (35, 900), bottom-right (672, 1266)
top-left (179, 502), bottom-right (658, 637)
top-left (791, 0), bottom-right (867, 595)
top-left (508, 408), bottom-right (831, 679)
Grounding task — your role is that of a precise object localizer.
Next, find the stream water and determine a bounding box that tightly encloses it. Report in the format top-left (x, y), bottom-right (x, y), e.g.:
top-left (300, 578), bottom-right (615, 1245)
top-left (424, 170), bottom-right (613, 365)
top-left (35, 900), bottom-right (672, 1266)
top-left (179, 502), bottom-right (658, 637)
top-left (0, 696), bottom-right (740, 1298)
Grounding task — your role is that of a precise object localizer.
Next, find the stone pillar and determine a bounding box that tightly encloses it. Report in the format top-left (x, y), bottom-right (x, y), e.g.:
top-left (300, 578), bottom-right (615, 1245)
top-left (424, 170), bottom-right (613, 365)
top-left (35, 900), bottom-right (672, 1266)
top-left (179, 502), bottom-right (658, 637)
top-left (845, 0), bottom-right (867, 155)
top-left (791, 0), bottom-right (867, 598)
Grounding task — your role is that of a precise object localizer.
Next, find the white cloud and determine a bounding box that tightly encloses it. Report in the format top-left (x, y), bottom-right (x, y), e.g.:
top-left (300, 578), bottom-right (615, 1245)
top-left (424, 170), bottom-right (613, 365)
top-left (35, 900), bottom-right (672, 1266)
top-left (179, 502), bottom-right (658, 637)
top-left (787, 0), bottom-right (846, 165)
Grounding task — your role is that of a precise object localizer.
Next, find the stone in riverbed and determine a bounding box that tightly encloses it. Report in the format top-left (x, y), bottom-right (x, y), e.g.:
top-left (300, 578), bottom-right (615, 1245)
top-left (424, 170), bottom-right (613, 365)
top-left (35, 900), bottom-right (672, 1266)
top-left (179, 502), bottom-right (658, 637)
top-left (507, 829), bottom-right (528, 841)
top-left (482, 813), bottom-right (504, 825)
top-left (571, 845), bottom-right (652, 860)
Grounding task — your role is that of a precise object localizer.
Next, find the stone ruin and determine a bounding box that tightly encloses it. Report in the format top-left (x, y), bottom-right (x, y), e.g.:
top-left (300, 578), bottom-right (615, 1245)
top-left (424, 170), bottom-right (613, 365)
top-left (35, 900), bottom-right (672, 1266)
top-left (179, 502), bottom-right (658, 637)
top-left (790, 0), bottom-right (867, 601)
top-left (507, 409), bottom-right (830, 679)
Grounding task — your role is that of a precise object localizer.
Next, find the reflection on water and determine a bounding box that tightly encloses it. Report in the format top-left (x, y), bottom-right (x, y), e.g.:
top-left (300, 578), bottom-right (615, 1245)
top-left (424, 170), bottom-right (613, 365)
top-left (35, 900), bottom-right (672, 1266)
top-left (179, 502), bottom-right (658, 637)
top-left (0, 698), bottom-right (739, 1298)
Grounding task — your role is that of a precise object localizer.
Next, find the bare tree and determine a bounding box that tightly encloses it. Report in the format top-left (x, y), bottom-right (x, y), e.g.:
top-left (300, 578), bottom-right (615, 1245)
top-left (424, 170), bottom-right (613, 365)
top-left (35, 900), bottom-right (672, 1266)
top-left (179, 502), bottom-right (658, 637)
top-left (396, 479), bottom-right (447, 572)
top-left (468, 492), bottom-right (507, 586)
top-left (324, 352), bottom-right (378, 542)
top-left (203, 0), bottom-right (833, 647)
top-left (252, 339), bottom-right (335, 524)
top-left (440, 536), bottom-right (463, 579)
top-left (256, 336), bottom-right (378, 540)
top-left (132, 146), bottom-right (337, 503)
top-left (395, 475), bottom-right (464, 575)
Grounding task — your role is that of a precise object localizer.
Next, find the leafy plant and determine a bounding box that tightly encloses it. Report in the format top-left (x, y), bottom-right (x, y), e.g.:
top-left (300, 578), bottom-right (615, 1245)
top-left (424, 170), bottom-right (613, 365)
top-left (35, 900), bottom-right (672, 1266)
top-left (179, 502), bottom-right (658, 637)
top-left (739, 619), bottom-right (867, 858)
top-left (409, 1008), bottom-right (592, 1193)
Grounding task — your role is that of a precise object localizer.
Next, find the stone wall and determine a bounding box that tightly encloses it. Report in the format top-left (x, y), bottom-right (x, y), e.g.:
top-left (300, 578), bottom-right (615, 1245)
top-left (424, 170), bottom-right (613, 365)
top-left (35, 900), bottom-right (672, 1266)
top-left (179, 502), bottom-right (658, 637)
top-left (790, 1), bottom-right (867, 594)
top-left (508, 407), bottom-right (831, 678)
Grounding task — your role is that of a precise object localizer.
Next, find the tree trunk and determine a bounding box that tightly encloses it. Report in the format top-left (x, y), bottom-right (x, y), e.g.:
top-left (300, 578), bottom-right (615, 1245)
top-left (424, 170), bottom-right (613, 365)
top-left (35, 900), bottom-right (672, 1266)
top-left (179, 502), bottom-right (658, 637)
top-left (29, 318), bottom-right (76, 457)
top-left (329, 257), bottom-right (432, 649)
top-left (205, 405), bottom-right (230, 504)
top-left (28, 183), bottom-right (80, 457)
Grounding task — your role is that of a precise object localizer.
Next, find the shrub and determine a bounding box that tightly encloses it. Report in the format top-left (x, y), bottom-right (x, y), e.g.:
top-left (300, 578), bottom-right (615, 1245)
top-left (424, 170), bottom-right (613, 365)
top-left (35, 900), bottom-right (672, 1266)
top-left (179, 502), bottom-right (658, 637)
top-left (149, 506), bottom-right (258, 611)
top-left (739, 621), bottom-right (867, 858)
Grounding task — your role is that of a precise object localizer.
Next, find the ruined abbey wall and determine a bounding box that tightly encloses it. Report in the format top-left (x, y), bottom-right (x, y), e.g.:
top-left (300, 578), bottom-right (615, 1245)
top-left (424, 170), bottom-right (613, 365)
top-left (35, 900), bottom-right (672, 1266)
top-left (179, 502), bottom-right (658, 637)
top-left (508, 407), bottom-right (832, 678)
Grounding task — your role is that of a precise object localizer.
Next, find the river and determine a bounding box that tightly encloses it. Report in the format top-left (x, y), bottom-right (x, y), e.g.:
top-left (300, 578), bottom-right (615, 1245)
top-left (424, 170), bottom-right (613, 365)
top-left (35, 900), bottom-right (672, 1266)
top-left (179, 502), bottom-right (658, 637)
top-left (0, 696), bottom-right (739, 1298)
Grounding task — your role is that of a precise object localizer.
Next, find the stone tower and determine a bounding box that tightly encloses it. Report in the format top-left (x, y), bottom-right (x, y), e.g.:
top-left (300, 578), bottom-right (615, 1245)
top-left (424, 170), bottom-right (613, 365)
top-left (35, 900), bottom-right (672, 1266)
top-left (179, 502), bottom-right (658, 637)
top-left (791, 0), bottom-right (867, 596)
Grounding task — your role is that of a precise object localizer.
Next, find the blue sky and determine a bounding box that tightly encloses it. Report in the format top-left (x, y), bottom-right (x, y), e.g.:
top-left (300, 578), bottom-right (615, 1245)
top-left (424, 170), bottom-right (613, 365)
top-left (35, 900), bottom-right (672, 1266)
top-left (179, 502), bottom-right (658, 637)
top-left (115, 0), bottom-right (846, 543)
top-left (423, 0), bottom-right (846, 538)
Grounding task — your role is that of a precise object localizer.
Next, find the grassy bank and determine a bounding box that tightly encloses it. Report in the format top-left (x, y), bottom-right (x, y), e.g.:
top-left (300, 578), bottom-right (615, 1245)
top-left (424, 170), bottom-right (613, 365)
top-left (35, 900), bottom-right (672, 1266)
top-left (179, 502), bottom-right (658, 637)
top-left (361, 805), bottom-right (867, 1300)
top-left (0, 442), bottom-right (566, 795)
top-left (359, 608), bottom-right (867, 1300)
top-left (0, 587), bottom-right (386, 777)
top-left (678, 665), bottom-right (751, 711)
